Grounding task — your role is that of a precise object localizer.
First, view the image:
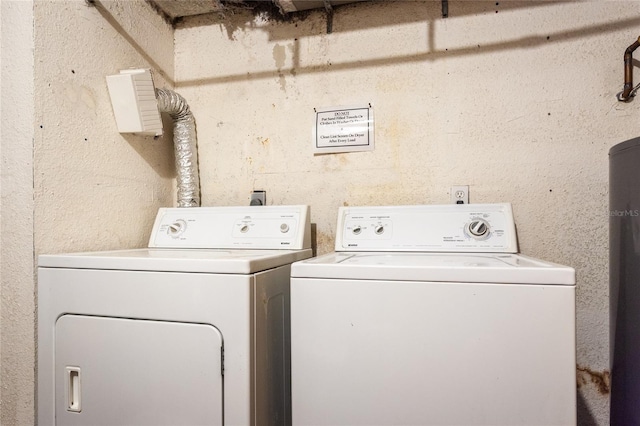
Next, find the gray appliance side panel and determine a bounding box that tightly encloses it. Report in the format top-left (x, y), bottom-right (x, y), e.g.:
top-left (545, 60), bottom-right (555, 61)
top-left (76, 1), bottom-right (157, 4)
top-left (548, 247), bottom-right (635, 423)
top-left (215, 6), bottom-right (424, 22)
top-left (254, 264), bottom-right (292, 426)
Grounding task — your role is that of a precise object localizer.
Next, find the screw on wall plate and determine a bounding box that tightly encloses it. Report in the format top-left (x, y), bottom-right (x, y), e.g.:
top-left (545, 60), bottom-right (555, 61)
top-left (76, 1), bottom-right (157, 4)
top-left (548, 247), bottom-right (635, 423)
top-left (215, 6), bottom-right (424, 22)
top-left (450, 185), bottom-right (469, 204)
top-left (250, 190), bottom-right (266, 206)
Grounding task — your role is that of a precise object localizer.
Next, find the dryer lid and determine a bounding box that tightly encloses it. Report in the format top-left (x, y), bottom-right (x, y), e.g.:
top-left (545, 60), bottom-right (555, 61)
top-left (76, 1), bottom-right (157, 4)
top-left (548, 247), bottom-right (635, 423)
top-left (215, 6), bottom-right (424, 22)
top-left (39, 248), bottom-right (312, 274)
top-left (290, 252), bottom-right (575, 285)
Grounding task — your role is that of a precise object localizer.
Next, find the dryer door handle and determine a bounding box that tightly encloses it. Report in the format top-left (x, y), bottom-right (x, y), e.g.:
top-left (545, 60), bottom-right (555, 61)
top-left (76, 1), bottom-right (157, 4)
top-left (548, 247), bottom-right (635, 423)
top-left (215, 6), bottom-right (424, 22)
top-left (66, 366), bottom-right (82, 412)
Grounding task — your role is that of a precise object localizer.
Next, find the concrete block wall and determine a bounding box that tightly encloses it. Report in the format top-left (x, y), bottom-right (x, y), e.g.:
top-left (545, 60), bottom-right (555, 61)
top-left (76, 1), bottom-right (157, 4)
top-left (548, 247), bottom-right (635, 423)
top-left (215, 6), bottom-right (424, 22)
top-left (1, 1), bottom-right (174, 424)
top-left (3, 1), bottom-right (640, 424)
top-left (173, 1), bottom-right (640, 423)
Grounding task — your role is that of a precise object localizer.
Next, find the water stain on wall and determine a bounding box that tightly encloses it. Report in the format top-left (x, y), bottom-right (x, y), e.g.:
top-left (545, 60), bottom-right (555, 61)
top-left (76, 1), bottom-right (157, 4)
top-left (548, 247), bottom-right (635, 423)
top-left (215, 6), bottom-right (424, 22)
top-left (277, 74), bottom-right (287, 92)
top-left (272, 44), bottom-right (286, 69)
top-left (210, 4), bottom-right (314, 42)
top-left (315, 230), bottom-right (334, 255)
top-left (63, 83), bottom-right (97, 114)
top-left (320, 153), bottom-right (350, 172)
top-left (577, 365), bottom-right (610, 395)
top-left (272, 43), bottom-right (288, 91)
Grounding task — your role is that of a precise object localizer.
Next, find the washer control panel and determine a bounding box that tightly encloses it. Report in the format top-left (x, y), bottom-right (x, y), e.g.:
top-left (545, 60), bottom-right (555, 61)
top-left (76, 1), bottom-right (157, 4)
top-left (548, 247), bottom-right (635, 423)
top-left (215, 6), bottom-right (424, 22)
top-left (336, 203), bottom-right (518, 253)
top-left (149, 205), bottom-right (311, 249)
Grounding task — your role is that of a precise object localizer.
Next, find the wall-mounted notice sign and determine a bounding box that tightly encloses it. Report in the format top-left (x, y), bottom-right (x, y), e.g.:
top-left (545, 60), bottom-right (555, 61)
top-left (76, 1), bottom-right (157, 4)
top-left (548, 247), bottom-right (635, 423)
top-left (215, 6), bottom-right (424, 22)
top-left (313, 105), bottom-right (374, 154)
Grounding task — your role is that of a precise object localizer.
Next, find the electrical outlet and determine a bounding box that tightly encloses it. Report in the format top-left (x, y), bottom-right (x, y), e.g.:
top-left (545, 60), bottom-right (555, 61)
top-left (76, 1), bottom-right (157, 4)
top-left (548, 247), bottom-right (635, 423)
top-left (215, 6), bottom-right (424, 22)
top-left (450, 185), bottom-right (469, 204)
top-left (250, 190), bottom-right (266, 206)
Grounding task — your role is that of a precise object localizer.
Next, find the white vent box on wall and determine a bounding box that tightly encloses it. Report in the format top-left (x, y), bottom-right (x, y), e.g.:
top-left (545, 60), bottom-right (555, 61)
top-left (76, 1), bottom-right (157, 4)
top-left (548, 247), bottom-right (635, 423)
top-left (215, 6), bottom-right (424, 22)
top-left (106, 69), bottom-right (163, 136)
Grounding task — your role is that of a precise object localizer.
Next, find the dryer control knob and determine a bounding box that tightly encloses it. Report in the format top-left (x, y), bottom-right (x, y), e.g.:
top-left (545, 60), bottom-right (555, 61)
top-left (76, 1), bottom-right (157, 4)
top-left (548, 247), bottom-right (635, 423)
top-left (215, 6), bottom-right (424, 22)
top-left (352, 226), bottom-right (362, 235)
top-left (375, 225), bottom-right (385, 235)
top-left (167, 220), bottom-right (187, 238)
top-left (467, 219), bottom-right (490, 238)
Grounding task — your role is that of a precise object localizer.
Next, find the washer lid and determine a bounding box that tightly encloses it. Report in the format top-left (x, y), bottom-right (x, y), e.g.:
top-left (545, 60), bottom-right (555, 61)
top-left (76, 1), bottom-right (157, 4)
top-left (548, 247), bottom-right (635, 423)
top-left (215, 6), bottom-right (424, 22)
top-left (39, 248), bottom-right (313, 274)
top-left (291, 252), bottom-right (575, 285)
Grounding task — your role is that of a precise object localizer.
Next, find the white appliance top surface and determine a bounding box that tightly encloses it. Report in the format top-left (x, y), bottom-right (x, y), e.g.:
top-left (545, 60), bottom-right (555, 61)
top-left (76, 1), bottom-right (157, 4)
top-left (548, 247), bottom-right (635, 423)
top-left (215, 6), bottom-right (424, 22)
top-left (291, 252), bottom-right (575, 285)
top-left (39, 248), bottom-right (313, 274)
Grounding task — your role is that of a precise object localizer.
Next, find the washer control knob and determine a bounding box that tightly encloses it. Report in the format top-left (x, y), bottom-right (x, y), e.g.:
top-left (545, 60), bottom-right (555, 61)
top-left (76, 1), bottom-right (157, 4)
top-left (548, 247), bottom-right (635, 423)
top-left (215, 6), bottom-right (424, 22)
top-left (167, 220), bottom-right (187, 238)
top-left (352, 226), bottom-right (362, 235)
top-left (375, 225), bottom-right (385, 235)
top-left (467, 219), bottom-right (490, 238)
top-left (280, 223), bottom-right (290, 233)
top-left (240, 224), bottom-right (250, 233)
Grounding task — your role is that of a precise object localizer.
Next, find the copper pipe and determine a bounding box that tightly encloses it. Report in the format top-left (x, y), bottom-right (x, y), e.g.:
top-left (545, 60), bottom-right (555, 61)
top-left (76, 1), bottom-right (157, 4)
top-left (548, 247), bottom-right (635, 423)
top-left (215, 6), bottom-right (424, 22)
top-left (620, 36), bottom-right (640, 101)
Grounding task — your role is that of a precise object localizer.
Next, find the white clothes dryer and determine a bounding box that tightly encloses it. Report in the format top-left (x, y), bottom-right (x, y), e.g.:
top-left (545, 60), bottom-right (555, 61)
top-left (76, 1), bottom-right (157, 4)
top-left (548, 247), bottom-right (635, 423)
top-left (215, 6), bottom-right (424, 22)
top-left (291, 203), bottom-right (576, 426)
top-left (38, 205), bottom-right (312, 426)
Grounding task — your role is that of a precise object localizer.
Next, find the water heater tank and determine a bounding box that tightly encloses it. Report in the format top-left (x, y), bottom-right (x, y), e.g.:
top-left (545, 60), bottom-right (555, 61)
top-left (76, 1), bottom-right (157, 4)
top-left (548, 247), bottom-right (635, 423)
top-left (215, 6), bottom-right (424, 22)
top-left (610, 136), bottom-right (640, 425)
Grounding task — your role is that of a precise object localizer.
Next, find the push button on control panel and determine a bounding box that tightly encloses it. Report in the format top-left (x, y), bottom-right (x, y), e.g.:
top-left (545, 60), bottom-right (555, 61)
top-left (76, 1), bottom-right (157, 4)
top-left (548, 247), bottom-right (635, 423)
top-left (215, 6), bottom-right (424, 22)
top-left (280, 223), bottom-right (290, 233)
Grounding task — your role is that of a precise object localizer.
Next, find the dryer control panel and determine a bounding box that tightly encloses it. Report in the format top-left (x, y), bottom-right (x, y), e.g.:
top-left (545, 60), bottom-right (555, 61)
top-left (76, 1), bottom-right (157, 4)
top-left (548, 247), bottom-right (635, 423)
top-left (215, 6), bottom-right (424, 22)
top-left (335, 203), bottom-right (518, 253)
top-left (149, 205), bottom-right (311, 249)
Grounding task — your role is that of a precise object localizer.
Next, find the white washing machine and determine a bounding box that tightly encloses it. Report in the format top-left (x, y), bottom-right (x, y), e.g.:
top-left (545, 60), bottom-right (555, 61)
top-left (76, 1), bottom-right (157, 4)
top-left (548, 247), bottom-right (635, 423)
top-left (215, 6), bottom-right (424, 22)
top-left (38, 205), bottom-right (312, 426)
top-left (291, 203), bottom-right (576, 426)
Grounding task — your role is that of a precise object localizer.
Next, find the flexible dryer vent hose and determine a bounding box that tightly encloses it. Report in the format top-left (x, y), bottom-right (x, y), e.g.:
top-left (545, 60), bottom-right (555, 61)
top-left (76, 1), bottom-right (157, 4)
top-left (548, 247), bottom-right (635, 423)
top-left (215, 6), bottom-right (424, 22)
top-left (155, 88), bottom-right (201, 207)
